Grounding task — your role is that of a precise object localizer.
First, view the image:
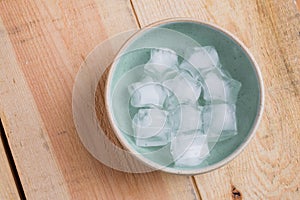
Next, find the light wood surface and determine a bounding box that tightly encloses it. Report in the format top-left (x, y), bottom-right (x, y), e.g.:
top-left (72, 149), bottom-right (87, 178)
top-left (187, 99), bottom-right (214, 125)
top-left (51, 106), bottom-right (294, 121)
top-left (0, 0), bottom-right (299, 199)
top-left (0, 0), bottom-right (196, 199)
top-left (0, 14), bottom-right (70, 199)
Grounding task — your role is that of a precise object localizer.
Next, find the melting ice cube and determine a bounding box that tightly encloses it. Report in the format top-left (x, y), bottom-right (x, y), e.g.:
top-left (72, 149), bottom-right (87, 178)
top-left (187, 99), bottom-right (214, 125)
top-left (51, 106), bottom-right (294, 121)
top-left (144, 48), bottom-right (179, 81)
top-left (185, 46), bottom-right (219, 69)
top-left (128, 76), bottom-right (154, 95)
top-left (170, 131), bottom-right (209, 167)
top-left (202, 104), bottom-right (238, 142)
top-left (150, 48), bottom-right (178, 66)
top-left (163, 93), bottom-right (180, 111)
top-left (203, 68), bottom-right (241, 104)
top-left (179, 46), bottom-right (219, 79)
top-left (171, 104), bottom-right (203, 132)
top-left (132, 108), bottom-right (171, 147)
top-left (163, 71), bottom-right (202, 104)
top-left (128, 81), bottom-right (167, 108)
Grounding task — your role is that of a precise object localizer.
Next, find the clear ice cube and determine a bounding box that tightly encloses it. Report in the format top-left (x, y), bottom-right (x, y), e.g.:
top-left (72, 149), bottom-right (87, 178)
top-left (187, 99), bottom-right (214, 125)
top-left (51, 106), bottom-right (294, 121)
top-left (127, 76), bottom-right (154, 95)
top-left (170, 131), bottom-right (209, 167)
top-left (186, 46), bottom-right (219, 69)
top-left (178, 60), bottom-right (201, 81)
top-left (179, 46), bottom-right (219, 79)
top-left (171, 104), bottom-right (203, 132)
top-left (163, 93), bottom-right (180, 111)
top-left (163, 71), bottom-right (202, 104)
top-left (132, 108), bottom-right (171, 147)
top-left (203, 68), bottom-right (241, 104)
top-left (128, 82), bottom-right (167, 108)
top-left (151, 48), bottom-right (178, 66)
top-left (202, 104), bottom-right (238, 142)
top-left (144, 48), bottom-right (179, 81)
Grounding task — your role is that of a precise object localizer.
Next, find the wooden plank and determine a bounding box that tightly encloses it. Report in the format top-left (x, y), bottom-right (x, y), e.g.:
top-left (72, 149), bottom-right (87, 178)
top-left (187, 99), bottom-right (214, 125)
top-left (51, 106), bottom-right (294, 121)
top-left (0, 15), bottom-right (70, 199)
top-left (131, 0), bottom-right (300, 199)
top-left (0, 0), bottom-right (197, 199)
top-left (0, 132), bottom-right (20, 200)
top-left (296, 0), bottom-right (300, 11)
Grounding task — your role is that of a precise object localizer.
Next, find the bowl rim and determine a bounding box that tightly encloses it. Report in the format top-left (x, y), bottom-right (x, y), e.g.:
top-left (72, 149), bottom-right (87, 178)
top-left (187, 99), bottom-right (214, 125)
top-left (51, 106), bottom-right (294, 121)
top-left (105, 18), bottom-right (265, 175)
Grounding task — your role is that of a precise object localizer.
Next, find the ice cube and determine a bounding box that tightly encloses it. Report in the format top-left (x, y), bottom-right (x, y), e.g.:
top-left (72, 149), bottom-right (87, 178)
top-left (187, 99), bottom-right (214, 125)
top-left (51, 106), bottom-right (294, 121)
top-left (132, 108), bottom-right (171, 147)
top-left (186, 46), bottom-right (219, 69)
top-left (151, 48), bottom-right (178, 66)
top-left (203, 68), bottom-right (241, 104)
top-left (171, 104), bottom-right (203, 132)
top-left (179, 46), bottom-right (219, 79)
top-left (178, 60), bottom-right (202, 81)
top-left (163, 71), bottom-right (202, 104)
top-left (144, 48), bottom-right (179, 81)
top-left (202, 104), bottom-right (238, 142)
top-left (163, 93), bottom-right (180, 111)
top-left (128, 82), bottom-right (167, 108)
top-left (170, 131), bottom-right (209, 167)
top-left (127, 76), bottom-right (154, 95)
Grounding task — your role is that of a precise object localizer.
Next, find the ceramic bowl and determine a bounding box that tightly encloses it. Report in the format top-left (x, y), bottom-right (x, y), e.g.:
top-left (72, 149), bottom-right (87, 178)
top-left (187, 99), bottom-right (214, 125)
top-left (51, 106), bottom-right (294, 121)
top-left (105, 19), bottom-right (264, 175)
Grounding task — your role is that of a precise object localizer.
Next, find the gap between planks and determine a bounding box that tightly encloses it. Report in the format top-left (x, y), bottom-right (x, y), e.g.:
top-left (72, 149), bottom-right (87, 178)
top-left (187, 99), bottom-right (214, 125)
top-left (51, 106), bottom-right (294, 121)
top-left (130, 0), bottom-right (142, 28)
top-left (128, 1), bottom-right (203, 200)
top-left (0, 0), bottom-right (198, 199)
top-left (95, 2), bottom-right (203, 199)
top-left (191, 176), bottom-right (202, 200)
top-left (0, 119), bottom-right (26, 200)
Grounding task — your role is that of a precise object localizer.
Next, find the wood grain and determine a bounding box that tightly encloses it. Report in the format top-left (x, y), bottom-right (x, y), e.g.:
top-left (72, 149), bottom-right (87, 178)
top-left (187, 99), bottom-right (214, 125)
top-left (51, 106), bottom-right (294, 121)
top-left (0, 15), bottom-right (70, 199)
top-left (131, 0), bottom-right (300, 199)
top-left (296, 0), bottom-right (300, 12)
top-left (0, 0), bottom-right (197, 199)
top-left (0, 133), bottom-right (20, 200)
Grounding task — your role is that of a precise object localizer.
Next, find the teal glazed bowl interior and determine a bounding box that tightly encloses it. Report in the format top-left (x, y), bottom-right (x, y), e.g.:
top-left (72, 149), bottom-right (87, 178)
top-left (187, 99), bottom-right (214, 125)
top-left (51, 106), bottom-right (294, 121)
top-left (106, 19), bottom-right (264, 175)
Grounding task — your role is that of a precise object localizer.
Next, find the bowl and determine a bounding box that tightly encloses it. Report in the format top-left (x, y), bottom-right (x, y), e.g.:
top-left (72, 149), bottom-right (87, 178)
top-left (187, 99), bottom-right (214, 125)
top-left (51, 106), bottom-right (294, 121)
top-left (105, 19), bottom-right (264, 175)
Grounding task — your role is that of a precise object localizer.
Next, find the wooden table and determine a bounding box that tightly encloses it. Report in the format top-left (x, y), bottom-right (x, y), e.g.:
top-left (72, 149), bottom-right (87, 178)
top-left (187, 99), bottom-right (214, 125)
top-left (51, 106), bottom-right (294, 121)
top-left (0, 0), bottom-right (299, 199)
